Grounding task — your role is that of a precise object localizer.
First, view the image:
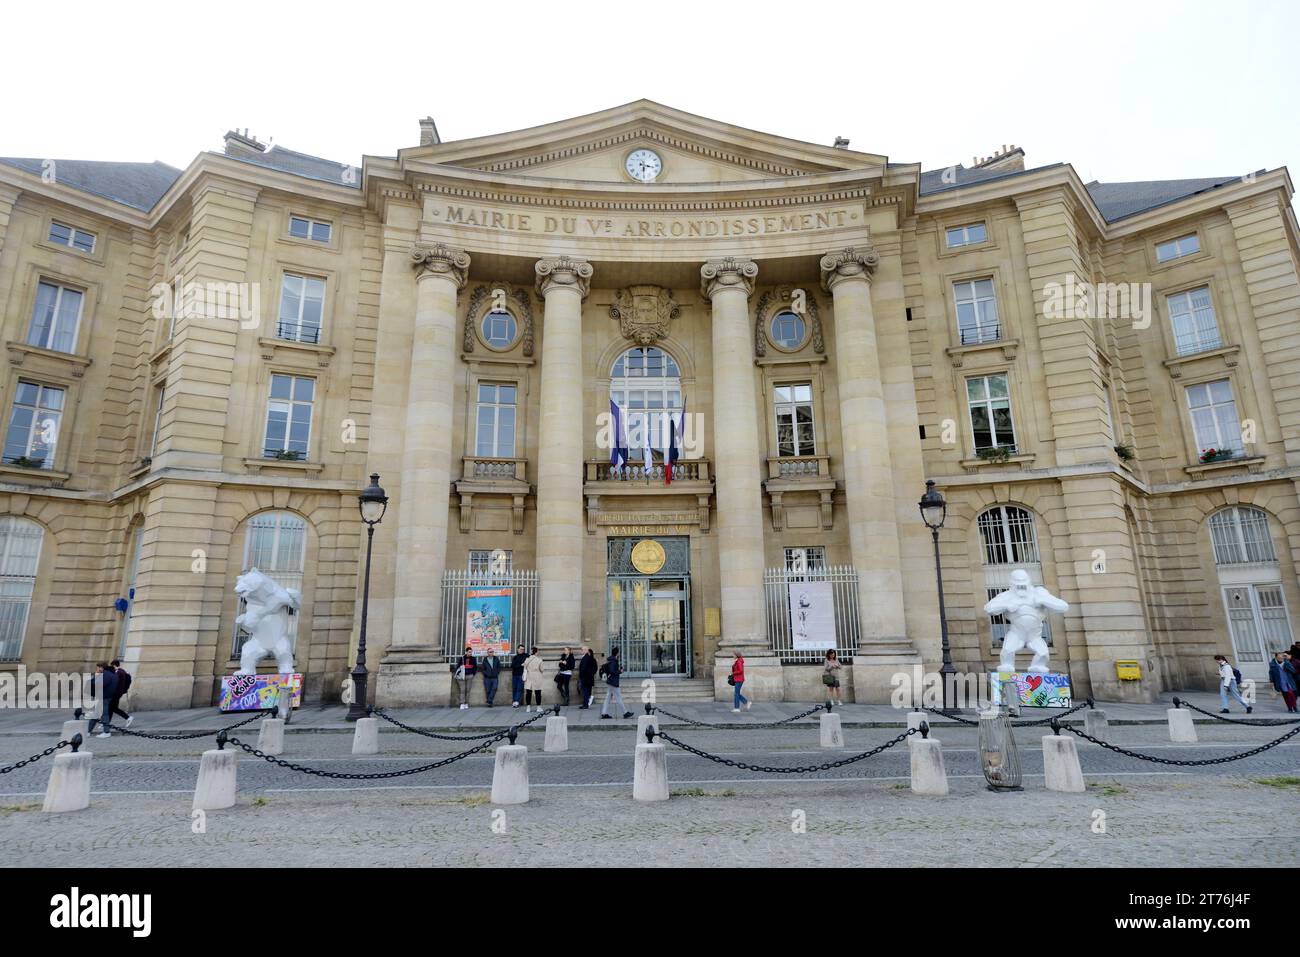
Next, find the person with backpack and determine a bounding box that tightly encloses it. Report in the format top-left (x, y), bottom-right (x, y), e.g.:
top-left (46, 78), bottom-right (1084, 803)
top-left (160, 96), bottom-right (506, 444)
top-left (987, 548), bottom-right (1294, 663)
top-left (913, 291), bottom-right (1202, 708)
top-left (509, 645), bottom-right (528, 709)
top-left (480, 650), bottom-right (502, 707)
top-left (729, 652), bottom-right (749, 712)
top-left (600, 647), bottom-right (633, 719)
top-left (85, 662), bottom-right (119, 738)
top-left (1214, 654), bottom-right (1252, 714)
top-left (1270, 651), bottom-right (1298, 713)
top-left (108, 659), bottom-right (133, 727)
top-left (577, 647), bottom-right (598, 709)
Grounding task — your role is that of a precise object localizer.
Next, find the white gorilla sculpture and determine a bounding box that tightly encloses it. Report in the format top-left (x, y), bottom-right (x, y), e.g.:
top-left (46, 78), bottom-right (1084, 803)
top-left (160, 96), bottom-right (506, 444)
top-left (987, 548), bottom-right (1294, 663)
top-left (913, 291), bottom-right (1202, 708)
top-left (233, 568), bottom-right (301, 675)
top-left (984, 569), bottom-right (1068, 673)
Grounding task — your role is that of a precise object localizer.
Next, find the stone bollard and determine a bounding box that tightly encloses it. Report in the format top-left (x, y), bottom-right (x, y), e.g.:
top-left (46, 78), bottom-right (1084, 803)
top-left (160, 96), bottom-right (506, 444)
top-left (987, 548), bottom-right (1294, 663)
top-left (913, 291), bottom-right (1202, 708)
top-left (1084, 709), bottom-right (1109, 739)
top-left (819, 712), bottom-right (843, 748)
top-left (633, 738), bottom-right (669, 802)
top-left (635, 712), bottom-right (660, 745)
top-left (1042, 733), bottom-right (1085, 792)
top-left (61, 718), bottom-right (91, 743)
top-left (193, 740), bottom-right (238, 811)
top-left (1167, 707), bottom-right (1197, 743)
top-left (906, 711), bottom-right (928, 747)
top-left (909, 725), bottom-right (948, 796)
top-left (257, 718), bottom-right (285, 756)
top-left (543, 715), bottom-right (569, 752)
top-left (491, 739), bottom-right (529, 805)
top-left (42, 735), bottom-right (92, 813)
top-left (352, 716), bottom-right (380, 755)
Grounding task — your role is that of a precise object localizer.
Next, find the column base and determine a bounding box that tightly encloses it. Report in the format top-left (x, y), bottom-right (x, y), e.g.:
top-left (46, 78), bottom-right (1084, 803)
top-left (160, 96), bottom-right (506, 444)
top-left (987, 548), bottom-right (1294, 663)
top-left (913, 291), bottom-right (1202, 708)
top-left (375, 649), bottom-right (452, 708)
top-left (713, 650), bottom-right (784, 703)
top-left (850, 646), bottom-right (923, 705)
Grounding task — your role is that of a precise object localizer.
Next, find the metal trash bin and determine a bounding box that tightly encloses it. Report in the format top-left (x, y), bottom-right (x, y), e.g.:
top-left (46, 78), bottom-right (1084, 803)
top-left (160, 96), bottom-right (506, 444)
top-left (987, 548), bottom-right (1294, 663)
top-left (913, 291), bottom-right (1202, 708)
top-left (979, 708), bottom-right (1023, 791)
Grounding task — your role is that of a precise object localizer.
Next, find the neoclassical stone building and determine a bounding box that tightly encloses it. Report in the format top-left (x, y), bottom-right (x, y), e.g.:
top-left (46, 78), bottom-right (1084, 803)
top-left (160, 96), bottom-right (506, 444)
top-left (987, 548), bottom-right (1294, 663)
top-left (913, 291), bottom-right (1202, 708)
top-left (0, 101), bottom-right (1297, 709)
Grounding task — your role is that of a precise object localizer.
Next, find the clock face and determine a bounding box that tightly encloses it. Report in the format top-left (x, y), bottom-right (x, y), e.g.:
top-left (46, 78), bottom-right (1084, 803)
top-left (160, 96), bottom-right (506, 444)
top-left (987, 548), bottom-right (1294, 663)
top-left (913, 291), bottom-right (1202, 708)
top-left (625, 148), bottom-right (662, 183)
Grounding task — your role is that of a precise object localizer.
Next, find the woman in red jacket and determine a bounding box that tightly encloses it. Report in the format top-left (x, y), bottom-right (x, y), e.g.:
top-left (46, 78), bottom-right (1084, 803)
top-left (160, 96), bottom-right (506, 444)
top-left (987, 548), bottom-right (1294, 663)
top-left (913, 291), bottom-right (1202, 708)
top-left (730, 653), bottom-right (749, 712)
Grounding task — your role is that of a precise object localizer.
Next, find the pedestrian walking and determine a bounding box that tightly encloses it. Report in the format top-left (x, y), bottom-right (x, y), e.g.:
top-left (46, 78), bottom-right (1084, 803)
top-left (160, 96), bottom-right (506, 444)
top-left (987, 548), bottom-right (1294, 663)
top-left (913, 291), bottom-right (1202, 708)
top-left (1215, 654), bottom-right (1252, 713)
top-left (85, 662), bottom-right (119, 738)
top-left (510, 645), bottom-right (528, 709)
top-left (454, 646), bottom-right (477, 709)
top-left (108, 658), bottom-right (133, 726)
top-left (555, 646), bottom-right (575, 706)
top-left (480, 650), bottom-right (502, 707)
top-left (729, 653), bottom-right (749, 712)
top-left (523, 646), bottom-right (545, 711)
top-left (578, 647), bottom-right (598, 709)
top-left (600, 647), bottom-right (633, 719)
top-left (1271, 651), bottom-right (1298, 713)
top-left (822, 649), bottom-right (843, 704)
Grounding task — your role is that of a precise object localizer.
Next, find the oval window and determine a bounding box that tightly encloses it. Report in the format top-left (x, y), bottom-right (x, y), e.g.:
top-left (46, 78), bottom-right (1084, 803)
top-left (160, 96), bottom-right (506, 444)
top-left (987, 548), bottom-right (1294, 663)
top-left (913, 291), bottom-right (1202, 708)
top-left (481, 310), bottom-right (517, 349)
top-left (770, 310), bottom-right (806, 350)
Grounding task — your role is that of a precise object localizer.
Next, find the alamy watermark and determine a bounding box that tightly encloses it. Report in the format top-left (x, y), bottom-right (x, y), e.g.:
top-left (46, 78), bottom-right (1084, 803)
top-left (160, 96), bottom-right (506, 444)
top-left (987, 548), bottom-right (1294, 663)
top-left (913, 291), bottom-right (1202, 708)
top-left (1042, 275), bottom-right (1152, 328)
top-left (0, 667), bottom-right (103, 710)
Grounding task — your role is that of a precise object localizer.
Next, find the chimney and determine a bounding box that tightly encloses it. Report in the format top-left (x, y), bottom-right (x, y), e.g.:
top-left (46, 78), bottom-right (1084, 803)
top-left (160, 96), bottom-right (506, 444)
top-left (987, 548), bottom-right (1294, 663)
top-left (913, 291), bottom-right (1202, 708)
top-left (971, 144), bottom-right (1025, 173)
top-left (833, 136), bottom-right (850, 149)
top-left (223, 129), bottom-right (267, 157)
top-left (419, 117), bottom-right (441, 147)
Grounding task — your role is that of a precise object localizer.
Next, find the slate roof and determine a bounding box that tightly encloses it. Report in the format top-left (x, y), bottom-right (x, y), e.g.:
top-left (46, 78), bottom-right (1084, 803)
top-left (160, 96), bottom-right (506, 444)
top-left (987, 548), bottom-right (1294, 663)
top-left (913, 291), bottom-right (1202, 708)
top-left (918, 162), bottom-right (1063, 196)
top-left (221, 145), bottom-right (360, 189)
top-left (1083, 175), bottom-right (1246, 222)
top-left (0, 157), bottom-right (182, 211)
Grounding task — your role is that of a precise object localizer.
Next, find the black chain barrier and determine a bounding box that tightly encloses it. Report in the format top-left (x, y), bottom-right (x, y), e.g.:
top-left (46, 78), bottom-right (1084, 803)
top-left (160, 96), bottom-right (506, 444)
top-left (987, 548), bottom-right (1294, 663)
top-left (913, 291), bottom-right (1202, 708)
top-left (373, 705), bottom-right (554, 740)
top-left (1176, 698), bottom-right (1300, 727)
top-left (651, 726), bottom-right (917, 773)
top-left (925, 699), bottom-right (1092, 728)
top-left (650, 703), bottom-right (825, 730)
top-left (1061, 720), bottom-right (1300, 766)
top-left (0, 736), bottom-right (77, 774)
top-left (96, 710), bottom-right (266, 741)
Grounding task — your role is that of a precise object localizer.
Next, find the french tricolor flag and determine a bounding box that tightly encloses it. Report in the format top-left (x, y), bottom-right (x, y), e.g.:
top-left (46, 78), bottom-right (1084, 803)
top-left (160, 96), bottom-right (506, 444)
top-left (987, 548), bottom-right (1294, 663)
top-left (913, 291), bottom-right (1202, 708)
top-left (664, 401), bottom-right (684, 485)
top-left (609, 399), bottom-right (629, 468)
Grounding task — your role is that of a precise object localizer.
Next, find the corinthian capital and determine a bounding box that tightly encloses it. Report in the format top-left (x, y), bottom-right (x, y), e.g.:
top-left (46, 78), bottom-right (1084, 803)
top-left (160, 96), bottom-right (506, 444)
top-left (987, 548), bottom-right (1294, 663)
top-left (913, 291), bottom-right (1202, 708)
top-left (819, 246), bottom-right (879, 292)
top-left (410, 244), bottom-right (471, 288)
top-left (535, 256), bottom-right (594, 299)
top-left (699, 257), bottom-right (758, 300)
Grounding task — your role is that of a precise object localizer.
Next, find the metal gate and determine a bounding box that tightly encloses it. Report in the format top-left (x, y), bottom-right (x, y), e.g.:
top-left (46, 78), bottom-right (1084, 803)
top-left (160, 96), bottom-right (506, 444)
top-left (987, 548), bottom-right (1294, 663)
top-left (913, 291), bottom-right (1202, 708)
top-left (440, 569), bottom-right (538, 659)
top-left (763, 564), bottom-right (860, 663)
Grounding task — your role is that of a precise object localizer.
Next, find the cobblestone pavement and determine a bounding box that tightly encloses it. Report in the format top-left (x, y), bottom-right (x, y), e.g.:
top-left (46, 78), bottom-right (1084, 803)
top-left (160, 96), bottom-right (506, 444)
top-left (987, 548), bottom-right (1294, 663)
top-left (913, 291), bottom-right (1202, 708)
top-left (2, 718), bottom-right (1298, 867)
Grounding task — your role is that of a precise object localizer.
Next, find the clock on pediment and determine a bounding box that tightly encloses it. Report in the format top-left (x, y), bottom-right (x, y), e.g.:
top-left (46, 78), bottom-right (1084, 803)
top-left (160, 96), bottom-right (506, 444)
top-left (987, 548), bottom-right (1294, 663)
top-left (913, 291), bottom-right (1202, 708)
top-left (624, 148), bottom-right (663, 183)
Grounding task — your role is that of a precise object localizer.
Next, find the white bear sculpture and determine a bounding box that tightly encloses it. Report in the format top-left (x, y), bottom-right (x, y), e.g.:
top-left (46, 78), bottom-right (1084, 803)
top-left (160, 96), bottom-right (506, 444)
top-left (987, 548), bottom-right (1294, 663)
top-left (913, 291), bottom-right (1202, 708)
top-left (233, 568), bottom-right (301, 675)
top-left (983, 569), bottom-right (1068, 673)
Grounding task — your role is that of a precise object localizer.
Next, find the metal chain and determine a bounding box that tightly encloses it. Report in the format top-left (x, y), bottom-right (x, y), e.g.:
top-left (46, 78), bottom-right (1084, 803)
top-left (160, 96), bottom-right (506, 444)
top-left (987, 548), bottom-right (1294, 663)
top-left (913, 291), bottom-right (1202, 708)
top-left (652, 727), bottom-right (916, 773)
top-left (1062, 721), bottom-right (1300, 766)
top-left (925, 700), bottom-right (1090, 728)
top-left (373, 706), bottom-right (551, 740)
top-left (1178, 699), bottom-right (1300, 727)
top-left (96, 711), bottom-right (266, 741)
top-left (225, 727), bottom-right (514, 780)
top-left (925, 709), bottom-right (980, 726)
top-left (651, 703), bottom-right (825, 730)
top-left (0, 739), bottom-right (72, 774)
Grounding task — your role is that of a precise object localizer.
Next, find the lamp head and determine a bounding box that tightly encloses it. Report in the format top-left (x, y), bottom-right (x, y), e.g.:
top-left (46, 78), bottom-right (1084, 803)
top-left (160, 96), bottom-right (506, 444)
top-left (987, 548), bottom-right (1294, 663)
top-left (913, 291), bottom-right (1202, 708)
top-left (359, 472), bottom-right (388, 525)
top-left (919, 479), bottom-right (946, 530)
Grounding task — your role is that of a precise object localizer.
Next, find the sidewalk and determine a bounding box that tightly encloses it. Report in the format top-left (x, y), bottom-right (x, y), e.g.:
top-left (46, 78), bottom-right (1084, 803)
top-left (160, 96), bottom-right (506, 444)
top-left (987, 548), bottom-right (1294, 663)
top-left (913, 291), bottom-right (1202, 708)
top-left (1, 689), bottom-right (1291, 735)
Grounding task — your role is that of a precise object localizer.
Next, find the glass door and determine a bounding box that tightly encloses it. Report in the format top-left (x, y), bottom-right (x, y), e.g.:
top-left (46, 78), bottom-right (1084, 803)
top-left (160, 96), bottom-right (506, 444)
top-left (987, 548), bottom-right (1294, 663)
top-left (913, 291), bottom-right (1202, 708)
top-left (648, 580), bottom-right (689, 675)
top-left (607, 575), bottom-right (691, 677)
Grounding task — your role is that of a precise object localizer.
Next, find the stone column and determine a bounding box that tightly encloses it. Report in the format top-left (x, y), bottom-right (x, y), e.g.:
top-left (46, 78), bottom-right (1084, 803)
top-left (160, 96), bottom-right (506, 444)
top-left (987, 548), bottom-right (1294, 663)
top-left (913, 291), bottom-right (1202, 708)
top-left (701, 258), bottom-right (781, 700)
top-left (534, 256), bottom-right (592, 648)
top-left (820, 247), bottom-right (920, 701)
top-left (376, 243), bottom-right (469, 707)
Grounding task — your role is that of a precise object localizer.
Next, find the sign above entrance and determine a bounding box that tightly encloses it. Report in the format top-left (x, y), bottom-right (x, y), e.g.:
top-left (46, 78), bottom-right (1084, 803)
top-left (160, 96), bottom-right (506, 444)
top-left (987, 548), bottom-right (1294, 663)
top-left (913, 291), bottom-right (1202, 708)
top-left (631, 539), bottom-right (667, 574)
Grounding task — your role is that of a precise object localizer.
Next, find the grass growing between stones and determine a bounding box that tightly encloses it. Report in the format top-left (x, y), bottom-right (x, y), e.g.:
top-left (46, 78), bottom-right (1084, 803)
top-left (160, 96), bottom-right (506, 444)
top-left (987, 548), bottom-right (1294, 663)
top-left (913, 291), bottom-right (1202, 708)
top-left (252, 797), bottom-right (270, 807)
top-left (1253, 776), bottom-right (1300, 790)
top-left (1088, 782), bottom-right (1129, 796)
top-left (670, 787), bottom-right (736, 798)
top-left (0, 803), bottom-right (39, 816)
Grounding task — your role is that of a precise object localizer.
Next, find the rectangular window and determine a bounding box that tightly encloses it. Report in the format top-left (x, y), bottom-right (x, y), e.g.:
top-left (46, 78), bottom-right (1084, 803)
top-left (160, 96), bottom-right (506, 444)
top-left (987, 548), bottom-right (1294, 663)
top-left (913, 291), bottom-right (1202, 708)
top-left (48, 221), bottom-right (96, 253)
top-left (953, 278), bottom-right (1000, 345)
top-left (469, 549), bottom-right (512, 575)
top-left (263, 374), bottom-right (314, 459)
top-left (784, 546), bottom-right (826, 577)
top-left (1187, 379), bottom-right (1242, 457)
top-left (289, 216), bottom-right (332, 244)
top-left (27, 280), bottom-right (83, 354)
top-left (277, 273), bottom-right (325, 344)
top-left (966, 374), bottom-right (1016, 452)
top-left (149, 385), bottom-right (166, 459)
top-left (1166, 286), bottom-right (1222, 356)
top-left (1156, 233), bottom-right (1201, 263)
top-left (774, 383), bottom-right (815, 456)
top-left (945, 223), bottom-right (987, 248)
top-left (3, 381), bottom-right (65, 468)
top-left (474, 383), bottom-right (517, 458)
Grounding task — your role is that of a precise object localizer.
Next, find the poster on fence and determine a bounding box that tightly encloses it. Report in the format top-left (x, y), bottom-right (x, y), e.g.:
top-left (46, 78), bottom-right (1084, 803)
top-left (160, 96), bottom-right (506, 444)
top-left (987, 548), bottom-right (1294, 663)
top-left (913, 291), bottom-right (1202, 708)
top-left (465, 587), bottom-right (513, 655)
top-left (989, 671), bottom-right (1072, 708)
top-left (788, 580), bottom-right (836, 651)
top-left (219, 672), bottom-right (303, 712)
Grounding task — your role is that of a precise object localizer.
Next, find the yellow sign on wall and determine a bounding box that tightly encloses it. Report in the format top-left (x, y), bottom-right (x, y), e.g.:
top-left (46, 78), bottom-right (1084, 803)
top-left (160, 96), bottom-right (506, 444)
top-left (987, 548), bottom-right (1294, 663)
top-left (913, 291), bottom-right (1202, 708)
top-left (704, 607), bottom-right (721, 637)
top-left (1115, 660), bottom-right (1142, 680)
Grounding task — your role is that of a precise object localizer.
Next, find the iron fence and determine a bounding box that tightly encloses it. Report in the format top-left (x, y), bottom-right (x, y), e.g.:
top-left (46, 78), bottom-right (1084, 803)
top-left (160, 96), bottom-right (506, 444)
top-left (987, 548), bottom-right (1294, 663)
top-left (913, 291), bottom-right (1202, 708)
top-left (439, 568), bottom-right (538, 659)
top-left (763, 564), bottom-right (860, 663)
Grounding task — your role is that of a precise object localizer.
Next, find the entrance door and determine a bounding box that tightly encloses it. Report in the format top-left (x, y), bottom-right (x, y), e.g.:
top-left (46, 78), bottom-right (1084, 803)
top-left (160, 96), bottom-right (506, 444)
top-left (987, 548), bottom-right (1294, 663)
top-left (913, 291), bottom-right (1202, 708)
top-left (606, 576), bottom-right (691, 677)
top-left (1223, 584), bottom-right (1295, 679)
top-left (648, 580), bottom-right (689, 674)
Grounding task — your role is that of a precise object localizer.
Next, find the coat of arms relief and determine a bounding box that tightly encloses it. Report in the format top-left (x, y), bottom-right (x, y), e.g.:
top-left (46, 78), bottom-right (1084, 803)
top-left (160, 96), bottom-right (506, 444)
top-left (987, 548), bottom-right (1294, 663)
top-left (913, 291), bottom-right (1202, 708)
top-left (609, 285), bottom-right (680, 345)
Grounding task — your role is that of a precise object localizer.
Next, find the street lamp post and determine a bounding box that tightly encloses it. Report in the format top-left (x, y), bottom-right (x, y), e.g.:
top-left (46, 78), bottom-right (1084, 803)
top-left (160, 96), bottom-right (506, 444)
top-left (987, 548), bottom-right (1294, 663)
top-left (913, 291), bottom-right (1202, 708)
top-left (919, 479), bottom-right (956, 709)
top-left (347, 472), bottom-right (388, 721)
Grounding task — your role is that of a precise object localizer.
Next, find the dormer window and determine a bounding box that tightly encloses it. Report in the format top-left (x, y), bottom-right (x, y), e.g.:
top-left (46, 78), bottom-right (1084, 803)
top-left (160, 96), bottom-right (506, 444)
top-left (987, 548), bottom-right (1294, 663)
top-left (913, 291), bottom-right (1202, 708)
top-left (48, 221), bottom-right (95, 254)
top-left (289, 216), bottom-right (332, 243)
top-left (945, 222), bottom-right (987, 248)
top-left (1156, 233), bottom-right (1200, 263)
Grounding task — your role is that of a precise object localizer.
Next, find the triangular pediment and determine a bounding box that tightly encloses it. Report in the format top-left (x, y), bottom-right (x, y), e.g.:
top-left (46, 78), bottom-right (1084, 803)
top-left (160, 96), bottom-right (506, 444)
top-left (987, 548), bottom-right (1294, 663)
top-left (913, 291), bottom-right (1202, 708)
top-left (401, 100), bottom-right (888, 185)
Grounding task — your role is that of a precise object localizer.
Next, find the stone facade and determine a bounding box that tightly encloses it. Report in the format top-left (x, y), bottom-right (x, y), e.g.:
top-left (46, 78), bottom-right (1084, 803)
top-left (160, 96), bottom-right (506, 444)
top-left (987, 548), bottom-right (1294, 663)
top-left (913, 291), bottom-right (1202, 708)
top-left (0, 101), bottom-right (1297, 709)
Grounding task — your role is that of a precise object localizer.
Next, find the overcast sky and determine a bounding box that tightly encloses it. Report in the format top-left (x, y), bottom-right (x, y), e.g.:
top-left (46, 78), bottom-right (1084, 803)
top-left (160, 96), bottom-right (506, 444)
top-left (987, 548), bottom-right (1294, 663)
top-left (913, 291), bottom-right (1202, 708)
top-left (2, 0), bottom-right (1297, 188)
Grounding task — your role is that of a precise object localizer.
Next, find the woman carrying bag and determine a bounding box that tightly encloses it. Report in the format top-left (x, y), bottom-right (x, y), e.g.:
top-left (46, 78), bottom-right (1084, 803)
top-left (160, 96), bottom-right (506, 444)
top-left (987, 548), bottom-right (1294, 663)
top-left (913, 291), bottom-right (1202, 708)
top-left (523, 646), bottom-right (545, 712)
top-left (822, 649), bottom-right (843, 704)
top-left (555, 647), bottom-right (575, 706)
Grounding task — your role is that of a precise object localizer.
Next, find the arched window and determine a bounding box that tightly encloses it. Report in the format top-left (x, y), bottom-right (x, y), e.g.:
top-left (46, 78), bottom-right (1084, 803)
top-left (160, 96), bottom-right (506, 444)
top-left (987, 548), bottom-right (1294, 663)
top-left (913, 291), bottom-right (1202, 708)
top-left (976, 505), bottom-right (1052, 647)
top-left (610, 347), bottom-right (681, 455)
top-left (232, 511), bottom-right (306, 658)
top-left (0, 516), bottom-right (43, 661)
top-left (1208, 507), bottom-right (1292, 671)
